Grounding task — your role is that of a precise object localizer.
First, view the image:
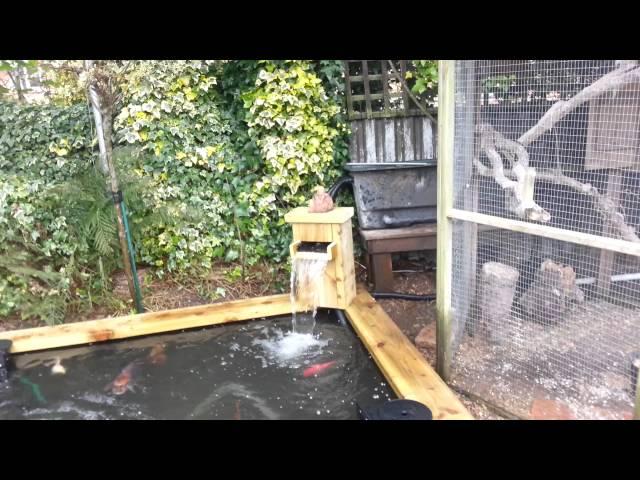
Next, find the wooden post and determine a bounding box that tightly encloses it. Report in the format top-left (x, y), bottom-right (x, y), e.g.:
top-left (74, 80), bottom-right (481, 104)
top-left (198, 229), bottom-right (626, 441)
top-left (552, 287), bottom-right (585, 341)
top-left (436, 60), bottom-right (456, 381)
top-left (455, 60), bottom-right (478, 353)
top-left (635, 357), bottom-right (640, 420)
top-left (479, 262), bottom-right (519, 345)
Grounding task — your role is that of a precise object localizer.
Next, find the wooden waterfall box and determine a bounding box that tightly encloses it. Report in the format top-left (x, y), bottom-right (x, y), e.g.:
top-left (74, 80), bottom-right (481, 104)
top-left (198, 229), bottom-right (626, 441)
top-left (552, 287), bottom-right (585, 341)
top-left (285, 207), bottom-right (357, 310)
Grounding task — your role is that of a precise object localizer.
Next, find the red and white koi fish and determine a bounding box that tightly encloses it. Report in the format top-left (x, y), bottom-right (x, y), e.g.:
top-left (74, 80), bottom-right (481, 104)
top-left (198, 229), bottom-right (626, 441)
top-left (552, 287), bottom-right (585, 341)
top-left (105, 361), bottom-right (141, 395)
top-left (303, 361), bottom-right (337, 378)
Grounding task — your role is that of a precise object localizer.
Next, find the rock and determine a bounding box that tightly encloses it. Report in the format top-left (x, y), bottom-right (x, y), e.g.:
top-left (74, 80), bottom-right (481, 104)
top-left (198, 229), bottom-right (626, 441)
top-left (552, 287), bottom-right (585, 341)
top-left (529, 398), bottom-right (575, 420)
top-left (308, 186), bottom-right (334, 213)
top-left (415, 323), bottom-right (436, 350)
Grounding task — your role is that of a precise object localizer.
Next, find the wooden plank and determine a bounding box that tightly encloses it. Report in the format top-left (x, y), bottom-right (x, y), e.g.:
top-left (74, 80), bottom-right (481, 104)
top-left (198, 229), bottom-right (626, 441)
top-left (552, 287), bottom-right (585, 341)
top-left (367, 236), bottom-right (438, 255)
top-left (396, 115), bottom-right (405, 162)
top-left (332, 219), bottom-right (357, 308)
top-left (285, 207), bottom-right (354, 224)
top-left (0, 294), bottom-right (293, 354)
top-left (360, 223), bottom-right (437, 241)
top-left (413, 116), bottom-right (423, 161)
top-left (403, 116), bottom-right (415, 161)
top-left (384, 118), bottom-right (396, 162)
top-left (375, 118), bottom-right (385, 162)
top-left (365, 118), bottom-right (377, 163)
top-left (345, 288), bottom-right (473, 420)
top-left (449, 208), bottom-right (640, 258)
top-left (371, 254), bottom-right (394, 292)
top-left (348, 120), bottom-right (359, 162)
top-left (436, 60), bottom-right (456, 381)
top-left (422, 117), bottom-right (434, 160)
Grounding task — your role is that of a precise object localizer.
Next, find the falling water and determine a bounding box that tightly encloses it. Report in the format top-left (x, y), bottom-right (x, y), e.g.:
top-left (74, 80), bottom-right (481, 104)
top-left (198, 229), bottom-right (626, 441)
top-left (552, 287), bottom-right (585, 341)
top-left (290, 256), bottom-right (329, 335)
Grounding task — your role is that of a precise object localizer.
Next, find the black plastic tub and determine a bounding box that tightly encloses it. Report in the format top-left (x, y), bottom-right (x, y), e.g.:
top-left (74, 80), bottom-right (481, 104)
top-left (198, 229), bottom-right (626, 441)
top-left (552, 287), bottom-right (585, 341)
top-left (345, 162), bottom-right (437, 229)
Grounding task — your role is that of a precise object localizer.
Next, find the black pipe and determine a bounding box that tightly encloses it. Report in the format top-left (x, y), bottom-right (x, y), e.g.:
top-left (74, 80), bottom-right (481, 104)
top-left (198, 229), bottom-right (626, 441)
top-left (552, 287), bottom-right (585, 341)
top-left (335, 309), bottom-right (348, 327)
top-left (328, 176), bottom-right (353, 202)
top-left (372, 292), bottom-right (436, 302)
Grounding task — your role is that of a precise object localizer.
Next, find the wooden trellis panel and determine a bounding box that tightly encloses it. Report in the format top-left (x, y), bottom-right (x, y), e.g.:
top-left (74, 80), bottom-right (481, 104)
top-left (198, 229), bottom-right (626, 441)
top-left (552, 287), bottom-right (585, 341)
top-left (344, 60), bottom-right (426, 120)
top-left (345, 60), bottom-right (437, 163)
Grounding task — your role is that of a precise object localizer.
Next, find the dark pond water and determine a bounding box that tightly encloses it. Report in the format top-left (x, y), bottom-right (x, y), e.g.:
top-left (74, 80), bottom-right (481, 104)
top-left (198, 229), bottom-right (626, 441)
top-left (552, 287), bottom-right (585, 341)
top-left (0, 310), bottom-right (395, 419)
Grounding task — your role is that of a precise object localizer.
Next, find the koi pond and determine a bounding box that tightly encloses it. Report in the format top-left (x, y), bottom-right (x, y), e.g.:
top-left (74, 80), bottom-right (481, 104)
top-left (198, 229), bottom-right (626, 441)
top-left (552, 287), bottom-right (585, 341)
top-left (0, 310), bottom-right (395, 420)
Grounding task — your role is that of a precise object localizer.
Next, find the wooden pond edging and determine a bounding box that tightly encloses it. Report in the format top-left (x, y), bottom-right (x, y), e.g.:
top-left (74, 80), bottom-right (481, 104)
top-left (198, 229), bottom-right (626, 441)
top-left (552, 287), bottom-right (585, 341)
top-left (0, 286), bottom-right (472, 420)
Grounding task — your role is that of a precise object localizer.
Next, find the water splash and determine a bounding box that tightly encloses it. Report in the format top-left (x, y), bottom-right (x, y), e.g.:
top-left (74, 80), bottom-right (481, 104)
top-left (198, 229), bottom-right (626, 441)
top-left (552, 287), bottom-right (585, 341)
top-left (290, 256), bottom-right (328, 334)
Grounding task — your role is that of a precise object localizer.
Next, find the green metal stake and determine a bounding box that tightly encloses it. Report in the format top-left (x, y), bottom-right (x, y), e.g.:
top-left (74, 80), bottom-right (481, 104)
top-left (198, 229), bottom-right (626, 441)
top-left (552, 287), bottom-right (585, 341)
top-left (120, 200), bottom-right (144, 314)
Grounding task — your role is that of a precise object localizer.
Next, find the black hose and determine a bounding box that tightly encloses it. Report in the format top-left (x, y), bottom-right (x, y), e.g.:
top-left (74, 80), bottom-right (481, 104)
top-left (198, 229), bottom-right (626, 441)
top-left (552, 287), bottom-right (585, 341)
top-left (328, 176), bottom-right (354, 202)
top-left (0, 339), bottom-right (13, 383)
top-left (372, 292), bottom-right (435, 302)
top-left (335, 309), bottom-right (348, 327)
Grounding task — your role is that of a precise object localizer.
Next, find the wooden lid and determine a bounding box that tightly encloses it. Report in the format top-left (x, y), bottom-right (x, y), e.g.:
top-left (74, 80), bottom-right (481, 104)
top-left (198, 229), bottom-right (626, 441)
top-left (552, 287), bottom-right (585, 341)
top-left (284, 207), bottom-right (354, 224)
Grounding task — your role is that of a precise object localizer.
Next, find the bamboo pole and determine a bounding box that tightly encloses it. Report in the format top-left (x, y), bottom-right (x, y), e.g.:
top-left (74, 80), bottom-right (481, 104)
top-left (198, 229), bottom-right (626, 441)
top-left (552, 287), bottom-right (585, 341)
top-left (86, 62), bottom-right (140, 310)
top-left (436, 60), bottom-right (455, 381)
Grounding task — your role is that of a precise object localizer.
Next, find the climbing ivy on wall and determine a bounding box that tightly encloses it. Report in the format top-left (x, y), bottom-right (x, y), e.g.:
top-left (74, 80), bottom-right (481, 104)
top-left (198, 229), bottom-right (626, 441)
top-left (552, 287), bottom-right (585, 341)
top-left (0, 59), bottom-right (351, 324)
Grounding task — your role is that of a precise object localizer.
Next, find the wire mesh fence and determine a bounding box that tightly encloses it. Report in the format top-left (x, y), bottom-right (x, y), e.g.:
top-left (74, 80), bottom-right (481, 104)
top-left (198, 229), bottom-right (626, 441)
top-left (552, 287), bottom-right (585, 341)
top-left (447, 60), bottom-right (640, 419)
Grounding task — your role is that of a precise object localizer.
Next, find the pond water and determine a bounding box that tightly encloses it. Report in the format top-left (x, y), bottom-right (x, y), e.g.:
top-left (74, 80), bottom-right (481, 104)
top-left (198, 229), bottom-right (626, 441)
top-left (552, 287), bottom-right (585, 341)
top-left (0, 310), bottom-right (395, 420)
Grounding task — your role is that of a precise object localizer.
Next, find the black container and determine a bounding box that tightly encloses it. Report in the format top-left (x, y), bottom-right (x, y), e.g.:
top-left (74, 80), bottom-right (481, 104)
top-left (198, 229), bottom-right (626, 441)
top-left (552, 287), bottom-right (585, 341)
top-left (357, 399), bottom-right (433, 420)
top-left (0, 339), bottom-right (13, 383)
top-left (345, 162), bottom-right (437, 230)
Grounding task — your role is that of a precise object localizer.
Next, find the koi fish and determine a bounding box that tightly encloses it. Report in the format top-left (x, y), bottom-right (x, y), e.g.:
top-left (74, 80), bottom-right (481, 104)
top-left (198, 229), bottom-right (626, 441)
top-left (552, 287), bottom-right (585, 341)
top-left (105, 361), bottom-right (141, 395)
top-left (147, 343), bottom-right (167, 366)
top-left (303, 361), bottom-right (337, 378)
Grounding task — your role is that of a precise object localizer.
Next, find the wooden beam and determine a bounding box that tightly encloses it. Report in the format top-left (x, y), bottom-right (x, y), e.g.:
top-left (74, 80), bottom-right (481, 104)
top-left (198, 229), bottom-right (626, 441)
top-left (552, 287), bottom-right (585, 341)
top-left (0, 294), bottom-right (292, 354)
top-left (449, 208), bottom-right (640, 257)
top-left (361, 223), bottom-right (437, 242)
top-left (348, 109), bottom-right (437, 121)
top-left (366, 236), bottom-right (437, 255)
top-left (343, 60), bottom-right (355, 119)
top-left (284, 206), bottom-right (354, 224)
top-left (347, 74), bottom-right (383, 82)
top-left (345, 288), bottom-right (473, 420)
top-left (380, 61), bottom-right (390, 114)
top-left (362, 60), bottom-right (372, 116)
top-left (436, 60), bottom-right (456, 381)
top-left (350, 93), bottom-right (384, 102)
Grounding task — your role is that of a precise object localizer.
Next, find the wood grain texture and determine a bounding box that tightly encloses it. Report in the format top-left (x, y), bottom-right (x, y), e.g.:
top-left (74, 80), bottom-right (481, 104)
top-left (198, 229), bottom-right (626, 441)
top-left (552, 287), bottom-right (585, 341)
top-left (1, 294), bottom-right (292, 354)
top-left (345, 288), bottom-right (473, 420)
top-left (285, 207), bottom-right (354, 224)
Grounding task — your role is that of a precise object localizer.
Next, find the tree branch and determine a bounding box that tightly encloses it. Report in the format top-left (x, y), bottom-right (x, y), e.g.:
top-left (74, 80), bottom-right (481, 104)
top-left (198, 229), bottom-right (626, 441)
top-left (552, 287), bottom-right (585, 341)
top-left (473, 153), bottom-right (640, 242)
top-left (518, 63), bottom-right (640, 146)
top-left (386, 60), bottom-right (437, 124)
top-left (477, 123), bottom-right (550, 222)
